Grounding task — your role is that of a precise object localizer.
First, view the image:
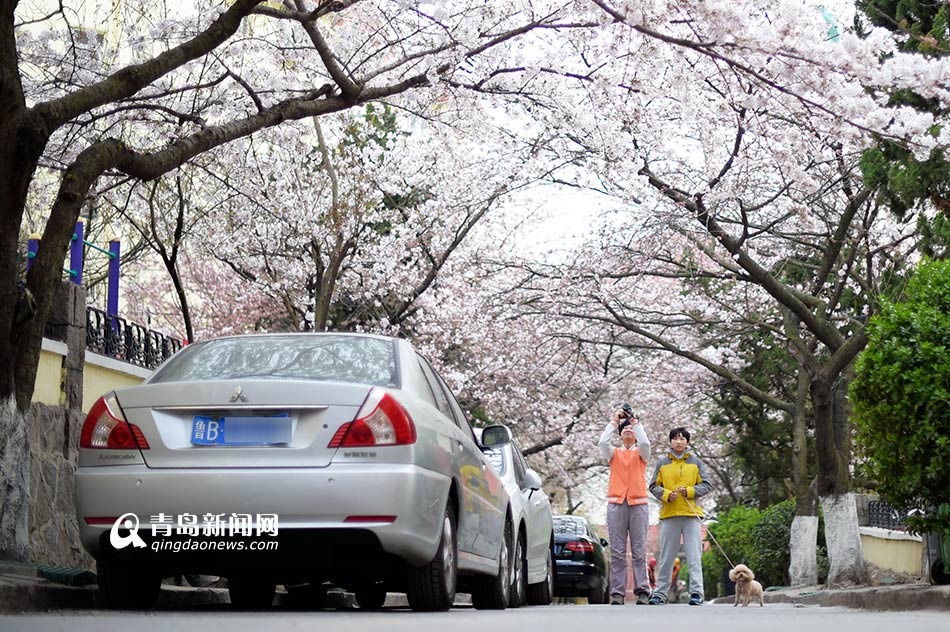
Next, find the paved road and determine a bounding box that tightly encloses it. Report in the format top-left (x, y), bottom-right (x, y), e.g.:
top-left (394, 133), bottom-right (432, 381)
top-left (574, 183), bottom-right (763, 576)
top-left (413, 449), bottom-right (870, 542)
top-left (3, 603), bottom-right (950, 631)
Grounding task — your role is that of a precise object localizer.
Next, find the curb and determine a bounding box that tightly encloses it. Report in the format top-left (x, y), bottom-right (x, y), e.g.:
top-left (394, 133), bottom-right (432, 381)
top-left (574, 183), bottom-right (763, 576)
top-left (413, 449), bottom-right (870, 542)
top-left (0, 577), bottom-right (462, 614)
top-left (712, 584), bottom-right (950, 612)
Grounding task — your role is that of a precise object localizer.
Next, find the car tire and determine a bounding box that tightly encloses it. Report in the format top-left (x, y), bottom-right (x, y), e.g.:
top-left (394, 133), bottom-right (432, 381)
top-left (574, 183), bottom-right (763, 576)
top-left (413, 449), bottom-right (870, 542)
top-left (471, 517), bottom-right (512, 610)
top-left (285, 582), bottom-right (329, 609)
top-left (509, 533), bottom-right (527, 608)
top-left (588, 579), bottom-right (607, 604)
top-left (355, 581), bottom-right (387, 610)
top-left (932, 559), bottom-right (950, 585)
top-left (228, 575), bottom-right (275, 609)
top-left (406, 499), bottom-right (457, 611)
top-left (96, 557), bottom-right (161, 609)
top-left (526, 543), bottom-right (554, 605)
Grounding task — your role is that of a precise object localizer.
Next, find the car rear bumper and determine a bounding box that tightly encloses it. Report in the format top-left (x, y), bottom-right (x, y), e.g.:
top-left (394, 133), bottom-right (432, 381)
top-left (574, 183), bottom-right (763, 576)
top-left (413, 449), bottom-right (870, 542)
top-left (554, 561), bottom-right (606, 596)
top-left (75, 462), bottom-right (449, 567)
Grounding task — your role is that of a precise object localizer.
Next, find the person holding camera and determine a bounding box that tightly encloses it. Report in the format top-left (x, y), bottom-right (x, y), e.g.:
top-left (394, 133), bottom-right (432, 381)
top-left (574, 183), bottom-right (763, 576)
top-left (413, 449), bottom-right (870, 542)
top-left (598, 404), bottom-right (651, 605)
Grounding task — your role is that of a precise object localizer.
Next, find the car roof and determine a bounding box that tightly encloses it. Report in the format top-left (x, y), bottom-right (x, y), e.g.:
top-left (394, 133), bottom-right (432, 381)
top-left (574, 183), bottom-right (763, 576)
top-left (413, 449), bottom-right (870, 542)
top-left (195, 331), bottom-right (397, 343)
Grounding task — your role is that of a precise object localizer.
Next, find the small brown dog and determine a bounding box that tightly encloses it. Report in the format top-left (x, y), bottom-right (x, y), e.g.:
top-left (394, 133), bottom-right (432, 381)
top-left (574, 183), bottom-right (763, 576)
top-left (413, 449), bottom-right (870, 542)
top-left (728, 564), bottom-right (764, 607)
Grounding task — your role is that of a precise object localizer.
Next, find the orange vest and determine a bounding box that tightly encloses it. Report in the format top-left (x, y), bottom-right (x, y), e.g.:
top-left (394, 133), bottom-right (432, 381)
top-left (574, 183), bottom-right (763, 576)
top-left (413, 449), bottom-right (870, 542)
top-left (607, 447), bottom-right (648, 505)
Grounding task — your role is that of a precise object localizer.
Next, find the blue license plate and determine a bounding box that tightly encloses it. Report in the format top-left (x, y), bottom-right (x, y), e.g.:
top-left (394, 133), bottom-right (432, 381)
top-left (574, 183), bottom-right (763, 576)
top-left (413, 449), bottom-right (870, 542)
top-left (191, 415), bottom-right (292, 446)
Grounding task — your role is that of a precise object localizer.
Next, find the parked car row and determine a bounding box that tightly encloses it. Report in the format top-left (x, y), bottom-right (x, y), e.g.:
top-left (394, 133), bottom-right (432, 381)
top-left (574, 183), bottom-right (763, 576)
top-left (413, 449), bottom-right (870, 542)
top-left (74, 332), bottom-right (557, 611)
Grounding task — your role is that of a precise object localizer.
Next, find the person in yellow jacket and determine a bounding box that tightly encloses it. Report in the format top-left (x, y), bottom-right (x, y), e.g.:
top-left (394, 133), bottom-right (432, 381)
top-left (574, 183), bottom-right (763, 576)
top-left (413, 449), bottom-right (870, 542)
top-left (598, 405), bottom-right (651, 605)
top-left (647, 427), bottom-right (712, 606)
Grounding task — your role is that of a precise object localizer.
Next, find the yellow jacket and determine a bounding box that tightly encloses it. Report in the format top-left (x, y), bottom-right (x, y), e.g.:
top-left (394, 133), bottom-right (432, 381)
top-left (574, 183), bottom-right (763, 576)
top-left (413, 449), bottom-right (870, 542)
top-left (649, 449), bottom-right (712, 520)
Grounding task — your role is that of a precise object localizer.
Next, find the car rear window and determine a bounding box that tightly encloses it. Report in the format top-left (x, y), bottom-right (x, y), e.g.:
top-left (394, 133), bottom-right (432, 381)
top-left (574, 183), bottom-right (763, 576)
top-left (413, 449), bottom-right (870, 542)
top-left (148, 335), bottom-right (398, 387)
top-left (553, 517), bottom-right (586, 536)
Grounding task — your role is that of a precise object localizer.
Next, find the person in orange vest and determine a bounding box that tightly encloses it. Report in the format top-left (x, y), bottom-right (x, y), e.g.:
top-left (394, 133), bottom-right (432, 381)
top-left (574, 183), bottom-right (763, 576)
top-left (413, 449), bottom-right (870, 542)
top-left (598, 404), bottom-right (651, 605)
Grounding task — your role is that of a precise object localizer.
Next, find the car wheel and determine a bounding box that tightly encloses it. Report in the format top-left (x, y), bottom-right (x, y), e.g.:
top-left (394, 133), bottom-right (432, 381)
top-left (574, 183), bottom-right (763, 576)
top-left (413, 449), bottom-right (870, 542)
top-left (588, 579), bottom-right (607, 604)
top-left (526, 543), bottom-right (554, 605)
top-left (407, 499), bottom-right (457, 611)
top-left (355, 581), bottom-right (387, 610)
top-left (509, 533), bottom-right (527, 608)
top-left (932, 559), bottom-right (950, 585)
top-left (472, 517), bottom-right (512, 609)
top-left (96, 557), bottom-right (161, 609)
top-left (285, 582), bottom-right (329, 609)
top-left (228, 575), bottom-right (276, 609)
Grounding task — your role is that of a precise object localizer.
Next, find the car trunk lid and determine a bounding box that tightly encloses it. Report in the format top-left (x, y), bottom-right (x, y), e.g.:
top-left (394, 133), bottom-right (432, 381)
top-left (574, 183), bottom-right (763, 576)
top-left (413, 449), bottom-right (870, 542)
top-left (114, 380), bottom-right (371, 468)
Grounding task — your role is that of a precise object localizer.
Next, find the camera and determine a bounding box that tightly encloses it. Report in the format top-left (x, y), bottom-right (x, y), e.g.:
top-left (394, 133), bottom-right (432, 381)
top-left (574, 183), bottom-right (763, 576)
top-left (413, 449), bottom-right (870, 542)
top-left (620, 403), bottom-right (635, 419)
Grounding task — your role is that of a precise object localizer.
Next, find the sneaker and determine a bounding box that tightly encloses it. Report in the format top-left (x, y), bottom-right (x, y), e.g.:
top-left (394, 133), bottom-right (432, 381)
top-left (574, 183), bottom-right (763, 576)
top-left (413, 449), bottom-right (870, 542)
top-left (648, 594), bottom-right (666, 605)
top-left (636, 593), bottom-right (650, 605)
top-left (609, 594), bottom-right (624, 605)
top-left (688, 593), bottom-right (703, 606)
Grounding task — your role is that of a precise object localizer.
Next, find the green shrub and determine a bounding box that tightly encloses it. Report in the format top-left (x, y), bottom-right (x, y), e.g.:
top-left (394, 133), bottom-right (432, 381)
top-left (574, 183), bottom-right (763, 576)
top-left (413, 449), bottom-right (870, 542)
top-left (702, 504), bottom-right (762, 598)
top-left (750, 500), bottom-right (795, 586)
top-left (852, 259), bottom-right (950, 533)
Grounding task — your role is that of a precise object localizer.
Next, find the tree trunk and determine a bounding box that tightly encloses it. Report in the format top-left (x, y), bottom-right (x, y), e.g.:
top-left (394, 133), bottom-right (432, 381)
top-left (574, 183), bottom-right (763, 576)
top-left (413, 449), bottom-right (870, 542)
top-left (0, 398), bottom-right (30, 561)
top-left (820, 493), bottom-right (868, 585)
top-left (812, 376), bottom-right (868, 584)
top-left (0, 119), bottom-right (48, 407)
top-left (790, 368), bottom-right (819, 585)
top-left (789, 515), bottom-right (819, 586)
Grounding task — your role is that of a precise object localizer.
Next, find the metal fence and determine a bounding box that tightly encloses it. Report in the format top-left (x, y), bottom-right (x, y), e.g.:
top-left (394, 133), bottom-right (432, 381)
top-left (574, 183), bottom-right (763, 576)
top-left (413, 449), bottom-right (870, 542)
top-left (867, 499), bottom-right (911, 530)
top-left (85, 306), bottom-right (183, 370)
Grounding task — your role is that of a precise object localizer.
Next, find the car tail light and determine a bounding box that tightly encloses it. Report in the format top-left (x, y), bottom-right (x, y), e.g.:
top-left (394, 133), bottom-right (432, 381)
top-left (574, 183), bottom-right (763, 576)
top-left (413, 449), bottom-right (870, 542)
top-left (343, 515), bottom-right (397, 524)
top-left (565, 540), bottom-right (595, 553)
top-left (80, 392), bottom-right (150, 450)
top-left (328, 391), bottom-right (416, 448)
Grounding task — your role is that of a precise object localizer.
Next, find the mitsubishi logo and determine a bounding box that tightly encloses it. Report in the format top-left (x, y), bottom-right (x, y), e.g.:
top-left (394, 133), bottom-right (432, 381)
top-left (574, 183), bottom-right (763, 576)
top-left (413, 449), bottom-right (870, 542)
top-left (229, 386), bottom-right (249, 403)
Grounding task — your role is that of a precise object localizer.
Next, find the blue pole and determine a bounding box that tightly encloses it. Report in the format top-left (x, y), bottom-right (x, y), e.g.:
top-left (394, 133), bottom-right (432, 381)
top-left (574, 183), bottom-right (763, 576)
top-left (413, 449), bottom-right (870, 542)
top-left (107, 238), bottom-right (121, 333)
top-left (70, 220), bottom-right (84, 285)
top-left (27, 234), bottom-right (40, 273)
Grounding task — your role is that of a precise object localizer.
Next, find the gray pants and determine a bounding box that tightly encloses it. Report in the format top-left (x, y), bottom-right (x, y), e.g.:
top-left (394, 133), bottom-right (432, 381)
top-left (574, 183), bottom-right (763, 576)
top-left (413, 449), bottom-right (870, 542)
top-left (606, 502), bottom-right (650, 597)
top-left (654, 516), bottom-right (704, 600)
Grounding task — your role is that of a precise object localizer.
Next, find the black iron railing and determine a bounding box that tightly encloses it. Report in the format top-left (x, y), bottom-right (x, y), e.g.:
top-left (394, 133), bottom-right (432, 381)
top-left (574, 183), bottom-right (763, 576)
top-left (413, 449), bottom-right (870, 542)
top-left (867, 499), bottom-right (910, 530)
top-left (85, 306), bottom-right (183, 370)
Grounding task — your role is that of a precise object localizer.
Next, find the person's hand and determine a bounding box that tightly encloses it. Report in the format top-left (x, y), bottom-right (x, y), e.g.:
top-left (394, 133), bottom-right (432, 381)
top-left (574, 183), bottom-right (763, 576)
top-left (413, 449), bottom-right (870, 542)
top-left (668, 489), bottom-right (679, 501)
top-left (612, 410), bottom-right (624, 427)
top-left (677, 486), bottom-right (688, 497)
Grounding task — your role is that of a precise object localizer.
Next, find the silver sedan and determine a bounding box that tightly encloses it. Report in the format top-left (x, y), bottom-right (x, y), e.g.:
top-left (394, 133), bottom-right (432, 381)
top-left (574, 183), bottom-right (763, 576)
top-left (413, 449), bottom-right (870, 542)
top-left (74, 333), bottom-right (514, 611)
top-left (481, 426), bottom-right (555, 607)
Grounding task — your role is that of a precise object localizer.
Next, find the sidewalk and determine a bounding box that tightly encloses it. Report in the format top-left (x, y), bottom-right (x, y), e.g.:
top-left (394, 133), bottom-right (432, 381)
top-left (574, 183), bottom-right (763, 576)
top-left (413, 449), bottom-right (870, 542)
top-left (3, 566), bottom-right (950, 614)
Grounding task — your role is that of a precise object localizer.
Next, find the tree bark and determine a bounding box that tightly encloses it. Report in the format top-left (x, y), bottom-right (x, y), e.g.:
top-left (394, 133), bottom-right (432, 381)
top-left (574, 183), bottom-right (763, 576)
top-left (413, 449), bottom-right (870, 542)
top-left (790, 366), bottom-right (819, 585)
top-left (820, 492), bottom-right (868, 585)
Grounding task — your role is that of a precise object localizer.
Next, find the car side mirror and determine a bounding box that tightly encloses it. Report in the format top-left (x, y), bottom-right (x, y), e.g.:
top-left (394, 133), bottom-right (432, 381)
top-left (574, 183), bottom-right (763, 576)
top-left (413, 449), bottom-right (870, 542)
top-left (481, 424), bottom-right (512, 448)
top-left (524, 468), bottom-right (543, 491)
top-left (601, 538), bottom-right (609, 547)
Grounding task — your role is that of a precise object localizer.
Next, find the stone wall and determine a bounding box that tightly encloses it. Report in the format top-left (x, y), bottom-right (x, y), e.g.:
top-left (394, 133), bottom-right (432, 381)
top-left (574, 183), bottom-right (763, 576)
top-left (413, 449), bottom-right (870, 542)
top-left (29, 403), bottom-right (93, 570)
top-left (27, 281), bottom-right (94, 570)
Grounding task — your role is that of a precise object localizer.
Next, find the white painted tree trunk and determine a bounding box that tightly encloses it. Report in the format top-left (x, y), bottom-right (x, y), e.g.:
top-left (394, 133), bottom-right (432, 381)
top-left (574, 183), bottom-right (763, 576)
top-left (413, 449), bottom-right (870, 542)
top-left (0, 397), bottom-right (30, 561)
top-left (788, 514), bottom-right (819, 586)
top-left (820, 493), bottom-right (868, 585)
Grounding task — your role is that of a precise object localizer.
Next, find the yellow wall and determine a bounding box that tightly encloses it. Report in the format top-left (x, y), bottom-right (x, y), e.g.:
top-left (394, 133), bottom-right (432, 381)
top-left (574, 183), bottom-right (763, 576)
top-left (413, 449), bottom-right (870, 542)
top-left (35, 339), bottom-right (151, 413)
top-left (82, 363), bottom-right (148, 412)
top-left (36, 343), bottom-right (67, 406)
top-left (860, 528), bottom-right (922, 576)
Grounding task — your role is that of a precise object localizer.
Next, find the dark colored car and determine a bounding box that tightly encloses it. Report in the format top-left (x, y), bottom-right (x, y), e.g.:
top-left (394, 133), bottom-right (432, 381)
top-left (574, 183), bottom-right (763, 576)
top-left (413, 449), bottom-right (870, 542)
top-left (552, 514), bottom-right (609, 603)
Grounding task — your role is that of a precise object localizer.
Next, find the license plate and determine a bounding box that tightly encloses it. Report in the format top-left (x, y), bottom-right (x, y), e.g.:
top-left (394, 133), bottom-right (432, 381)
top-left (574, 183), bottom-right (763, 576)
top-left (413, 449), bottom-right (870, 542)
top-left (191, 415), bottom-right (292, 446)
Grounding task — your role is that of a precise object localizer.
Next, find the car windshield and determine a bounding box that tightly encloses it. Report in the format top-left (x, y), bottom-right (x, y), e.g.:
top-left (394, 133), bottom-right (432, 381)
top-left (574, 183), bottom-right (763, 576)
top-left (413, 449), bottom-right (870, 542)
top-left (483, 447), bottom-right (505, 474)
top-left (553, 517), bottom-right (587, 536)
top-left (148, 335), bottom-right (398, 387)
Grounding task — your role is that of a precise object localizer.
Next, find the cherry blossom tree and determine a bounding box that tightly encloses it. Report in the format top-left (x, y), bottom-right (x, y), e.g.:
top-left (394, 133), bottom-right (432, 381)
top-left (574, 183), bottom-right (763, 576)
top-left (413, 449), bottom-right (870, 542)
top-left (0, 0), bottom-right (585, 561)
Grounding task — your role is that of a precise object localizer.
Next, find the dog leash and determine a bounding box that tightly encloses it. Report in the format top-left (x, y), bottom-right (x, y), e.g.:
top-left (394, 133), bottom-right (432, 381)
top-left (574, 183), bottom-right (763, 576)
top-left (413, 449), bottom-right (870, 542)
top-left (684, 496), bottom-right (736, 569)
